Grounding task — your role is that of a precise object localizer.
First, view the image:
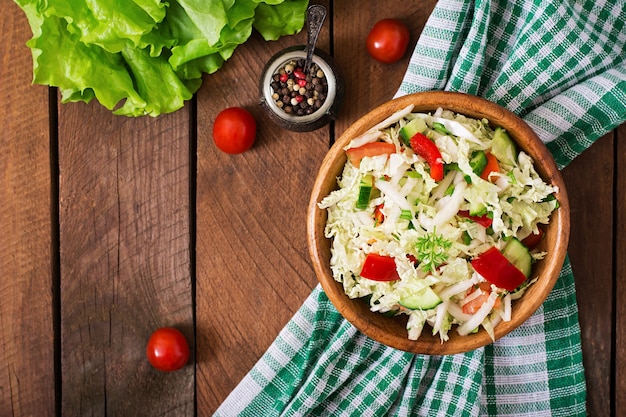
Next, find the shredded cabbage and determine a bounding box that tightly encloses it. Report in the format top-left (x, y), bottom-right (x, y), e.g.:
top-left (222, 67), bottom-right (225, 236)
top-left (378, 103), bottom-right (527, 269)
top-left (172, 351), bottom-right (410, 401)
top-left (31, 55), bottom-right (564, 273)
top-left (319, 106), bottom-right (559, 342)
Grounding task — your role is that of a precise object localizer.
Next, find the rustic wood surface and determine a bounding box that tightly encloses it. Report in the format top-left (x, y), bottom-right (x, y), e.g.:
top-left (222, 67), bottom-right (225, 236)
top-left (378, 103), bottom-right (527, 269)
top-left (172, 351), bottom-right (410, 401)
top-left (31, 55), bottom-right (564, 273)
top-left (1, 5), bottom-right (56, 416)
top-left (0, 1), bottom-right (622, 416)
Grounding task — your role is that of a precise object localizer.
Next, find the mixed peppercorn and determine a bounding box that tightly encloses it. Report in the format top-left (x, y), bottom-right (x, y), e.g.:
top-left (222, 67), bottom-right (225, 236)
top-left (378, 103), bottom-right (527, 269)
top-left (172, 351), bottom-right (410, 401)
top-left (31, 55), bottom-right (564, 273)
top-left (270, 58), bottom-right (328, 116)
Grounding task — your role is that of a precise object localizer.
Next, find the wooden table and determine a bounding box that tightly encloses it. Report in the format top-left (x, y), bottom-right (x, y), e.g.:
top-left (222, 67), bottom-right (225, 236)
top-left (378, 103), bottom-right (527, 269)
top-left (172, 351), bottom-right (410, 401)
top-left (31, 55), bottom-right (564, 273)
top-left (2, 1), bottom-right (624, 415)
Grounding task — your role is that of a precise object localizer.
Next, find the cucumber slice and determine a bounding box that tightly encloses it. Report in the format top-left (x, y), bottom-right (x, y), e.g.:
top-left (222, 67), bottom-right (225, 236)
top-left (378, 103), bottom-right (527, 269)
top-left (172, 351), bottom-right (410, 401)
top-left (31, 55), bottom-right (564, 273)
top-left (356, 175), bottom-right (374, 209)
top-left (399, 118), bottom-right (428, 146)
top-left (432, 122), bottom-right (451, 135)
top-left (464, 150), bottom-right (488, 183)
top-left (502, 237), bottom-right (532, 278)
top-left (469, 200), bottom-right (487, 216)
top-left (469, 150), bottom-right (488, 176)
top-left (491, 127), bottom-right (517, 166)
top-left (399, 286), bottom-right (442, 310)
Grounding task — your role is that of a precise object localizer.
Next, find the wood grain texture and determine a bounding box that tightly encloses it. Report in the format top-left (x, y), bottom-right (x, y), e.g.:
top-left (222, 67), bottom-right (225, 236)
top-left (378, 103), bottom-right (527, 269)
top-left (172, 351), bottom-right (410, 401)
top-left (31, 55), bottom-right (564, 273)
top-left (616, 124), bottom-right (625, 415)
top-left (0, 5), bottom-right (56, 416)
top-left (1, 0), bottom-right (623, 414)
top-left (195, 2), bottom-right (438, 412)
top-left (332, 0), bottom-right (437, 134)
top-left (57, 102), bottom-right (194, 416)
top-left (194, 2), bottom-right (330, 412)
top-left (562, 133), bottom-right (614, 417)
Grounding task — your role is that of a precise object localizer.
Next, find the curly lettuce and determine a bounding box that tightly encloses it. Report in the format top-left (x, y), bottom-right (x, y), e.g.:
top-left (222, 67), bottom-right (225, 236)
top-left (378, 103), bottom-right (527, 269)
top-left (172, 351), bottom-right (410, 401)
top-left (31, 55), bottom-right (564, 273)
top-left (14, 0), bottom-right (309, 116)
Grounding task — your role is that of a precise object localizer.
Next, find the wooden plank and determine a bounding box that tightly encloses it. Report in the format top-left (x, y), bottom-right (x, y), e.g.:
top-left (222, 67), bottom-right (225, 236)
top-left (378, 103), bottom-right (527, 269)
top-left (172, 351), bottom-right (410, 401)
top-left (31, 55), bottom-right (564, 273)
top-left (195, 1), bottom-right (438, 412)
top-left (561, 133), bottom-right (614, 417)
top-left (0, 5), bottom-right (56, 416)
top-left (57, 101), bottom-right (194, 414)
top-left (332, 0), bottom-right (437, 134)
top-left (194, 3), bottom-right (330, 413)
top-left (616, 124), bottom-right (626, 414)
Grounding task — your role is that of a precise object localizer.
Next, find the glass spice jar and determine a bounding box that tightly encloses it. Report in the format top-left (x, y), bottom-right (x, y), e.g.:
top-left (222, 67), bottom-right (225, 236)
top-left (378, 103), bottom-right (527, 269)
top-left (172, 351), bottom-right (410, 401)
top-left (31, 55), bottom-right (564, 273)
top-left (259, 46), bottom-right (344, 132)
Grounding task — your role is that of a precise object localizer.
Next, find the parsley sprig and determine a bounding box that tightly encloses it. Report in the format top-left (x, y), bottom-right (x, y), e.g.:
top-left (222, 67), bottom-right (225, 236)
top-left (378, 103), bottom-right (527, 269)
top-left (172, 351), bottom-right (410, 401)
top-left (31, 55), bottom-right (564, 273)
top-left (415, 230), bottom-right (452, 273)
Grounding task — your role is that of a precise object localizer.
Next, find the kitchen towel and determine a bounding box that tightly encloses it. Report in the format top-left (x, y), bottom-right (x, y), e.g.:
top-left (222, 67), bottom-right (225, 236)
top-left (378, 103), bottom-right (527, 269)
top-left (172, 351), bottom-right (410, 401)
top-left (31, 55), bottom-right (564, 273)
top-left (215, 0), bottom-right (626, 415)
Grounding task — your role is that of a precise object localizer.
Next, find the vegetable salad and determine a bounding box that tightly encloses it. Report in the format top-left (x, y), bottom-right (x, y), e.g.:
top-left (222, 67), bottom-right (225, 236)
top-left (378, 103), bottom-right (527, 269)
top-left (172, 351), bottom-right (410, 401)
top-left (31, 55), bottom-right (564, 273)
top-left (318, 105), bottom-right (559, 342)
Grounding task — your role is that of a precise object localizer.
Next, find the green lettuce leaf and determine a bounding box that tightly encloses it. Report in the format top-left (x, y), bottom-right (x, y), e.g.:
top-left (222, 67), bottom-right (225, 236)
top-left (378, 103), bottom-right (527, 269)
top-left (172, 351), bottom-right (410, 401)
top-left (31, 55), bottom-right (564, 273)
top-left (253, 0), bottom-right (308, 41)
top-left (14, 0), bottom-right (309, 117)
top-left (22, 9), bottom-right (148, 113)
top-left (164, 0), bottom-right (256, 78)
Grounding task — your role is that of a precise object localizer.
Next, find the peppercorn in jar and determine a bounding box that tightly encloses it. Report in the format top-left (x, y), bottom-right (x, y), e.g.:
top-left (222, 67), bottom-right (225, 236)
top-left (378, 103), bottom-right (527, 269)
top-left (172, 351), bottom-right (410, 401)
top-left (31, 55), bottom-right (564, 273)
top-left (270, 58), bottom-right (328, 117)
top-left (259, 46), bottom-right (344, 132)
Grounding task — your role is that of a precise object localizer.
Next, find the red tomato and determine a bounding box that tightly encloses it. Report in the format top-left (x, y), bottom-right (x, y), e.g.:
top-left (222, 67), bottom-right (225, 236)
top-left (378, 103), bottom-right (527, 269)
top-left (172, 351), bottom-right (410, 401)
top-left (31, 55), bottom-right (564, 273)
top-left (366, 19), bottom-right (410, 64)
top-left (345, 142), bottom-right (396, 168)
top-left (360, 253), bottom-right (401, 282)
top-left (146, 327), bottom-right (190, 372)
top-left (462, 283), bottom-right (502, 314)
top-left (212, 107), bottom-right (257, 154)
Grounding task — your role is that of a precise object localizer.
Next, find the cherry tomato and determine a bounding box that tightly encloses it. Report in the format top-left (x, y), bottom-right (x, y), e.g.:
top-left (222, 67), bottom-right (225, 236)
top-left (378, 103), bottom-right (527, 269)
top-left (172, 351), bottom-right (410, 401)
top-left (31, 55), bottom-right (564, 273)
top-left (212, 107), bottom-right (257, 154)
top-left (366, 19), bottom-right (410, 64)
top-left (146, 327), bottom-right (190, 372)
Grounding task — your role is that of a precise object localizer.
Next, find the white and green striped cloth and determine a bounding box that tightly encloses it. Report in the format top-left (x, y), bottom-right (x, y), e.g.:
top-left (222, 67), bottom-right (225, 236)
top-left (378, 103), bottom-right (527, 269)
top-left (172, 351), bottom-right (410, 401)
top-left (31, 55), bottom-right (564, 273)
top-left (215, 0), bottom-right (626, 415)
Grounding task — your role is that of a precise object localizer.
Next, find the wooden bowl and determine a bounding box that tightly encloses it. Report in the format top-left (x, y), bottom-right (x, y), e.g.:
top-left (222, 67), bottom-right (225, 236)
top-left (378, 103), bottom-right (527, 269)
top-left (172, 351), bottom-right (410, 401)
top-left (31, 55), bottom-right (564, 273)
top-left (307, 91), bottom-right (570, 355)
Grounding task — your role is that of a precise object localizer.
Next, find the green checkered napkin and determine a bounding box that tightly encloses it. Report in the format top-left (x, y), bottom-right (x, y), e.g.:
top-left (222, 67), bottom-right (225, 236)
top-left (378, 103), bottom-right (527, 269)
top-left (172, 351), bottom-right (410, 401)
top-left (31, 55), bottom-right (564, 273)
top-left (215, 0), bottom-right (626, 415)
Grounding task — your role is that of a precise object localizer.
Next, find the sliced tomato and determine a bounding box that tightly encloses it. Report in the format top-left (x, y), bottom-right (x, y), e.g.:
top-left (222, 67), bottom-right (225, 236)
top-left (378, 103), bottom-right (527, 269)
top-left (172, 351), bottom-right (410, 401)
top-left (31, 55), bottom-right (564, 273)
top-left (346, 142), bottom-right (396, 168)
top-left (360, 253), bottom-right (401, 282)
top-left (462, 282), bottom-right (502, 314)
top-left (480, 152), bottom-right (500, 182)
top-left (458, 210), bottom-right (493, 228)
top-left (521, 227), bottom-right (545, 248)
top-left (471, 247), bottom-right (527, 291)
top-left (409, 133), bottom-right (444, 181)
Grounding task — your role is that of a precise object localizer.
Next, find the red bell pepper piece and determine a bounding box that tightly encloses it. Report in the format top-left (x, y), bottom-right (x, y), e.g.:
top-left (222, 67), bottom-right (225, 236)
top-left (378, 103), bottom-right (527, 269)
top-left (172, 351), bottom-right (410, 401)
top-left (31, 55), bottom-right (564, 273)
top-left (471, 247), bottom-right (526, 291)
top-left (458, 210), bottom-right (493, 228)
top-left (360, 253), bottom-right (401, 282)
top-left (409, 133), bottom-right (444, 181)
top-left (346, 142), bottom-right (396, 168)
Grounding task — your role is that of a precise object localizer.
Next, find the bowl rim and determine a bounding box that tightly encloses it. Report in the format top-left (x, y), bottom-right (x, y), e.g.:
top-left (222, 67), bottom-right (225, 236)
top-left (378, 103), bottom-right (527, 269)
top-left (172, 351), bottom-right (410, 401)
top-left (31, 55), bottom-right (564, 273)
top-left (307, 91), bottom-right (570, 355)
